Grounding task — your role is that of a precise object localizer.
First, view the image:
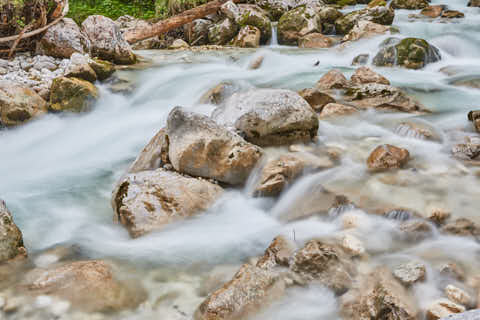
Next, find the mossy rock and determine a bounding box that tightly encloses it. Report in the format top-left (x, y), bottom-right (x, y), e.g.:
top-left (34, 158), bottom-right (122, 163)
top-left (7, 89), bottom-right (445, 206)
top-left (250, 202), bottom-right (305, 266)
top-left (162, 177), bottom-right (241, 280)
top-left (373, 37), bottom-right (441, 69)
top-left (334, 6), bottom-right (394, 35)
top-left (208, 18), bottom-right (239, 45)
top-left (390, 0), bottom-right (429, 9)
top-left (89, 58), bottom-right (115, 81)
top-left (323, 0), bottom-right (357, 6)
top-left (368, 0), bottom-right (387, 7)
top-left (236, 5), bottom-right (272, 44)
top-left (256, 0), bottom-right (289, 21)
top-left (49, 77), bottom-right (99, 112)
top-left (278, 6), bottom-right (320, 45)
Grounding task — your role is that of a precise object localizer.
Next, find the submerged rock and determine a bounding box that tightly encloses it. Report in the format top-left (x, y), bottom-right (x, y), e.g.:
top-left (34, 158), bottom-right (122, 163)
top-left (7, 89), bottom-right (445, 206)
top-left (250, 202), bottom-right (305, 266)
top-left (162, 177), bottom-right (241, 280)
top-left (426, 299), bottom-right (465, 320)
top-left (278, 6), bottom-right (320, 45)
top-left (441, 218), bottom-right (480, 240)
top-left (0, 81), bottom-right (47, 127)
top-left (213, 89), bottom-right (318, 146)
top-left (367, 144), bottom-right (410, 171)
top-left (0, 200), bottom-right (26, 262)
top-left (167, 107), bottom-right (263, 185)
top-left (420, 5), bottom-right (445, 18)
top-left (49, 77), bottom-right (99, 112)
top-left (334, 6), bottom-right (394, 35)
top-left (128, 128), bottom-right (170, 174)
top-left (112, 168), bottom-right (223, 238)
top-left (373, 37), bottom-right (441, 69)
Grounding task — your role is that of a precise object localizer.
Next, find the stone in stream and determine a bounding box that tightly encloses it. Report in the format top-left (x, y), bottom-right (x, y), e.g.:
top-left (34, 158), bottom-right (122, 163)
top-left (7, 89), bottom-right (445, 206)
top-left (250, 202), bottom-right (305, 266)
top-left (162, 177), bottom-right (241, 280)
top-left (441, 10), bottom-right (465, 19)
top-left (342, 20), bottom-right (391, 42)
top-left (112, 168), bottom-right (223, 238)
top-left (468, 110), bottom-right (480, 133)
top-left (20, 260), bottom-right (146, 312)
top-left (352, 54), bottom-right (369, 66)
top-left (445, 285), bottom-right (473, 308)
top-left (36, 18), bottom-right (91, 59)
top-left (65, 53), bottom-right (97, 83)
top-left (373, 38), bottom-right (441, 70)
top-left (451, 136), bottom-right (480, 161)
top-left (320, 103), bottom-right (358, 118)
top-left (426, 299), bottom-right (466, 320)
top-left (128, 128), bottom-right (170, 174)
top-left (298, 33), bottom-right (337, 48)
top-left (0, 81), bottom-right (48, 127)
top-left (167, 107), bottom-right (263, 185)
top-left (441, 218), bottom-right (480, 240)
top-left (298, 87), bottom-right (336, 112)
top-left (438, 310), bottom-right (480, 320)
top-left (452, 77), bottom-right (480, 90)
top-left (208, 18), bottom-right (239, 45)
top-left (367, 144), bottom-right (410, 171)
top-left (236, 4), bottom-right (272, 44)
top-left (212, 89), bottom-right (319, 147)
top-left (256, 235), bottom-right (296, 269)
top-left (393, 261), bottom-right (426, 286)
top-left (351, 66), bottom-right (390, 85)
top-left (468, 0), bottom-right (480, 6)
top-left (89, 58), bottom-right (115, 81)
top-left (316, 69), bottom-right (349, 90)
top-left (0, 200), bottom-right (27, 262)
top-left (81, 15), bottom-right (136, 64)
top-left (390, 0), bottom-right (429, 9)
top-left (420, 5), bottom-right (445, 18)
top-left (334, 6), bottom-right (395, 35)
top-left (233, 25), bottom-right (261, 48)
top-left (256, 0), bottom-right (290, 21)
top-left (277, 6), bottom-right (320, 45)
top-left (49, 77), bottom-right (99, 112)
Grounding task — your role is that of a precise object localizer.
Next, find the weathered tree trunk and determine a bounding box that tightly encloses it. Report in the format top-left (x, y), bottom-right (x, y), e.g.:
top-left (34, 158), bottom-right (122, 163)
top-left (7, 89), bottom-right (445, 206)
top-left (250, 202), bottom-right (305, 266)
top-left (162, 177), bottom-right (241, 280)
top-left (124, 0), bottom-right (241, 44)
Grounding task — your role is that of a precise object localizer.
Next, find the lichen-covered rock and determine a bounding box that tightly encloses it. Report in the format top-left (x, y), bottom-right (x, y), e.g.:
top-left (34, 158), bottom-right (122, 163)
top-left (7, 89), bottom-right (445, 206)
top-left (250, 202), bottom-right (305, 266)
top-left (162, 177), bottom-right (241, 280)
top-left (393, 261), bottom-right (426, 286)
top-left (208, 18), bottom-right (239, 45)
top-left (298, 33), bottom-right (336, 48)
top-left (334, 6), bottom-right (394, 35)
top-left (236, 4), bottom-right (272, 44)
top-left (351, 66), bottom-right (390, 85)
top-left (89, 58), bottom-right (115, 81)
top-left (185, 19), bottom-right (213, 45)
top-left (0, 200), bottom-right (26, 262)
top-left (342, 20), bottom-right (391, 42)
top-left (194, 264), bottom-right (285, 320)
top-left (390, 0), bottom-right (429, 9)
top-left (233, 25), bottom-right (261, 48)
top-left (278, 6), bottom-right (320, 45)
top-left (167, 107), bottom-right (263, 185)
top-left (298, 88), bottom-right (335, 112)
top-left (82, 15), bottom-right (136, 64)
top-left (367, 144), bottom-right (410, 171)
top-left (49, 77), bottom-right (99, 112)
top-left (0, 81), bottom-right (47, 127)
top-left (112, 168), bottom-right (223, 238)
top-left (21, 260), bottom-right (146, 312)
top-left (213, 89), bottom-right (319, 146)
top-left (373, 38), bottom-right (441, 69)
top-left (316, 69), bottom-right (349, 90)
top-left (36, 18), bottom-right (91, 59)
top-left (320, 103), bottom-right (358, 118)
top-left (426, 299), bottom-right (465, 320)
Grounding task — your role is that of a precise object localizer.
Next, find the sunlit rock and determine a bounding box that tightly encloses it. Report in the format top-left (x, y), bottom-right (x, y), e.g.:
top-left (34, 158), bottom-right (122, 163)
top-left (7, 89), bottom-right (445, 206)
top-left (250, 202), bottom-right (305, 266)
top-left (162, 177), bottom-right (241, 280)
top-left (426, 299), bottom-right (465, 320)
top-left (367, 144), bottom-right (410, 171)
top-left (350, 66), bottom-right (390, 85)
top-left (334, 6), bottom-right (394, 35)
top-left (257, 235), bottom-right (296, 269)
top-left (342, 21), bottom-right (391, 42)
top-left (316, 69), bottom-right (349, 90)
top-left (320, 103), bottom-right (358, 118)
top-left (0, 200), bottom-right (26, 262)
top-left (49, 77), bottom-right (99, 112)
top-left (390, 0), bottom-right (428, 9)
top-left (441, 10), bottom-right (464, 19)
top-left (298, 87), bottom-right (336, 112)
top-left (420, 5), bottom-right (445, 18)
top-left (393, 261), bottom-right (426, 286)
top-left (298, 33), bottom-right (336, 48)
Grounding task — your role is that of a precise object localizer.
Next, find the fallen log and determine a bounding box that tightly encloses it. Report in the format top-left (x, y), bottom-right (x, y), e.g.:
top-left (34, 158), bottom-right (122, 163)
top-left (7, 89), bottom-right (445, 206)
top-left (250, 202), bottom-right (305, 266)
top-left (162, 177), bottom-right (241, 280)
top-left (124, 0), bottom-right (241, 44)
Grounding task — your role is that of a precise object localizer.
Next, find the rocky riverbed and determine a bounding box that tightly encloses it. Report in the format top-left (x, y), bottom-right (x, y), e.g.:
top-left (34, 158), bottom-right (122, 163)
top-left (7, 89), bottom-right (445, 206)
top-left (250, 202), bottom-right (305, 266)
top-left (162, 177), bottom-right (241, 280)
top-left (1, 0), bottom-right (480, 319)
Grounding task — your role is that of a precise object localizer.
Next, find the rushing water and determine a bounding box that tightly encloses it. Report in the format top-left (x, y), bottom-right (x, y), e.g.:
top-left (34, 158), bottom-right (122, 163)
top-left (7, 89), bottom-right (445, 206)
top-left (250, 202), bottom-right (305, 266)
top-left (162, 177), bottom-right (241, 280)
top-left (1, 4), bottom-right (480, 319)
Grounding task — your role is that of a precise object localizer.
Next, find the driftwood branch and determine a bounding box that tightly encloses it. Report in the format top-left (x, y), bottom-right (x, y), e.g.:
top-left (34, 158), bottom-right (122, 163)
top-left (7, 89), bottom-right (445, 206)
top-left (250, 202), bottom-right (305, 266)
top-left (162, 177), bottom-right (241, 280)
top-left (124, 0), bottom-right (240, 44)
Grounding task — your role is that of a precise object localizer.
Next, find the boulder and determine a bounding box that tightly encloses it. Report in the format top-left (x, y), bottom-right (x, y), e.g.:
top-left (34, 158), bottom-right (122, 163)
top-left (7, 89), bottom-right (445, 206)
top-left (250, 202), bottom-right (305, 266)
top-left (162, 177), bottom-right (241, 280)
top-left (233, 25), bottom-right (261, 48)
top-left (0, 200), bottom-right (26, 262)
top-left (390, 0), bottom-right (429, 9)
top-left (441, 218), bottom-right (480, 240)
top-left (367, 144), bottom-right (410, 171)
top-left (316, 69), bottom-right (349, 90)
top-left (0, 81), bottom-right (47, 127)
top-left (368, 0), bottom-right (387, 7)
top-left (112, 168), bottom-right (223, 238)
top-left (290, 240), bottom-right (355, 294)
top-left (420, 5), bottom-right (445, 18)
top-left (342, 20), bottom-right (391, 42)
top-left (65, 53), bottom-right (97, 83)
top-left (373, 38), bottom-right (441, 69)
top-left (212, 89), bottom-right (319, 146)
top-left (167, 107), bottom-right (263, 185)
top-left (298, 33), bottom-right (336, 48)
top-left (278, 6), bottom-right (320, 45)
top-left (256, 0), bottom-right (290, 21)
top-left (254, 152), bottom-right (334, 197)
top-left (236, 4), bottom-right (272, 44)
top-left (49, 77), bottom-right (99, 112)
top-left (320, 103), bottom-right (358, 118)
top-left (21, 260), bottom-right (146, 312)
top-left (426, 299), bottom-right (465, 320)
top-left (393, 261), bottom-right (426, 286)
top-left (128, 128), bottom-right (170, 174)
top-left (334, 6), bottom-right (394, 35)
top-left (344, 83), bottom-right (429, 113)
top-left (441, 10), bottom-right (465, 19)
top-left (317, 6), bottom-right (343, 33)
top-left (208, 18), bottom-right (239, 45)
top-left (89, 58), bottom-right (115, 81)
top-left (351, 66), bottom-right (390, 85)
top-left (256, 235), bottom-right (296, 269)
top-left (81, 15), bottom-right (136, 64)
top-left (184, 19), bottom-right (213, 46)
top-left (194, 264), bottom-right (285, 320)
top-left (298, 88), bottom-right (335, 112)
top-left (445, 285), bottom-right (473, 308)
top-left (36, 18), bottom-right (90, 59)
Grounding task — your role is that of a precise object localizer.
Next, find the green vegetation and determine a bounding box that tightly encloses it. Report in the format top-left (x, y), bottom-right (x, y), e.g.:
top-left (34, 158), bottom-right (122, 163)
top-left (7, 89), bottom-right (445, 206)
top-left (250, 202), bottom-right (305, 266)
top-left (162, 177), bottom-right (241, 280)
top-left (67, 0), bottom-right (157, 23)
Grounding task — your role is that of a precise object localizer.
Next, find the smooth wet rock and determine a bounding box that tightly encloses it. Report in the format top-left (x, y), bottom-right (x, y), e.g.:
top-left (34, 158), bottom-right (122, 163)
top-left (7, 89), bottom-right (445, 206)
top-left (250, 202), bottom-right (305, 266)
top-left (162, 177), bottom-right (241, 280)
top-left (236, 4), bottom-right (272, 44)
top-left (233, 25), bottom-right (261, 48)
top-left (128, 128), bottom-right (170, 174)
top-left (427, 299), bottom-right (465, 320)
top-left (391, 0), bottom-right (428, 9)
top-left (82, 15), bottom-right (136, 64)
top-left (342, 20), bottom-right (391, 42)
top-left (445, 285), bottom-right (473, 308)
top-left (320, 103), bottom-right (358, 118)
top-left (290, 240), bottom-right (355, 294)
top-left (278, 6), bottom-right (320, 45)
top-left (208, 18), bottom-right (239, 45)
top-left (89, 58), bottom-right (115, 81)
top-left (49, 77), bottom-right (99, 112)
top-left (421, 5), bottom-right (445, 18)
top-left (373, 37), bottom-right (441, 69)
top-left (441, 218), bottom-right (480, 240)
top-left (21, 260), bottom-right (146, 312)
top-left (393, 261), bottom-right (426, 286)
top-left (334, 6), bottom-right (394, 35)
top-left (37, 18), bottom-right (90, 59)
top-left (352, 54), bottom-right (369, 65)
top-left (395, 120), bottom-right (442, 141)
top-left (0, 200), bottom-right (26, 262)
top-left (112, 168), bottom-right (223, 238)
top-left (167, 107), bottom-right (263, 185)
top-left (194, 264), bottom-right (285, 320)
top-left (316, 69), bottom-right (349, 90)
top-left (298, 88), bottom-right (335, 112)
top-left (65, 53), bottom-right (97, 82)
top-left (213, 89), bottom-right (319, 146)
top-left (441, 10), bottom-right (464, 19)
top-left (351, 66), bottom-right (390, 85)
top-left (256, 235), bottom-right (296, 269)
top-left (254, 152), bottom-right (333, 197)
top-left (367, 144), bottom-right (410, 171)
top-left (298, 33), bottom-right (336, 48)
top-left (0, 81), bottom-right (47, 127)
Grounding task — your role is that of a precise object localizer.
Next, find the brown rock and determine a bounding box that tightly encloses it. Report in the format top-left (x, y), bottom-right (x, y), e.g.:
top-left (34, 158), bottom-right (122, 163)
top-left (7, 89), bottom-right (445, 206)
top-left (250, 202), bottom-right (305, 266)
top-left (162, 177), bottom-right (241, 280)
top-left (445, 285), bottom-right (473, 307)
top-left (298, 88), bottom-right (335, 112)
top-left (167, 107), bottom-right (263, 185)
top-left (339, 234), bottom-right (365, 257)
top-left (0, 200), bottom-right (26, 262)
top-left (194, 264), bottom-right (285, 320)
top-left (49, 77), bottom-right (99, 112)
top-left (351, 66), bottom-right (390, 85)
top-left (426, 299), bottom-right (465, 320)
top-left (233, 25), bottom-right (261, 48)
top-left (128, 128), bottom-right (170, 174)
top-left (316, 69), bottom-right (349, 90)
top-left (441, 10), bottom-right (465, 19)
top-left (367, 144), bottom-right (410, 171)
top-left (320, 103), bottom-right (358, 118)
top-left (298, 33), bottom-right (336, 48)
top-left (441, 218), bottom-right (480, 239)
top-left (112, 168), bottom-right (223, 238)
top-left (248, 55), bottom-right (264, 70)
top-left (342, 21), bottom-right (390, 42)
top-left (420, 5), bottom-right (445, 18)
top-left (394, 120), bottom-right (442, 141)
top-left (399, 219), bottom-right (434, 240)
top-left (21, 260), bottom-right (146, 312)
top-left (393, 261), bottom-right (426, 286)
top-left (256, 235), bottom-right (296, 269)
